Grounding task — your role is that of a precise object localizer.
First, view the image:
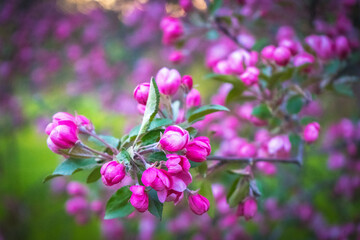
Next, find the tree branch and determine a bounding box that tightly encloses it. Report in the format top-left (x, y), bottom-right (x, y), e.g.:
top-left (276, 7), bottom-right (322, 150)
top-left (206, 156), bottom-right (302, 166)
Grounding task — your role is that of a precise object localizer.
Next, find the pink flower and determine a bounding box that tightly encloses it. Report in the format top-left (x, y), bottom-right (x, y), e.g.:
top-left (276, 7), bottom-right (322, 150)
top-left (305, 35), bottom-right (334, 60)
top-left (303, 122), bottom-right (320, 143)
top-left (237, 197), bottom-right (257, 220)
top-left (141, 168), bottom-right (172, 202)
top-left (261, 45), bottom-right (276, 60)
top-left (159, 125), bottom-right (189, 152)
top-left (273, 46), bottom-right (291, 66)
top-left (100, 161), bottom-right (126, 186)
top-left (160, 17), bottom-right (184, 45)
top-left (267, 135), bottom-right (291, 157)
top-left (185, 136), bottom-right (211, 162)
top-left (276, 26), bottom-right (295, 41)
top-left (186, 88), bottom-right (201, 107)
top-left (90, 200), bottom-right (103, 215)
top-left (133, 82), bottom-right (150, 105)
top-left (188, 194), bottom-right (210, 215)
top-left (237, 142), bottom-right (257, 157)
top-left (293, 52), bottom-right (315, 71)
top-left (155, 67), bottom-right (181, 95)
top-left (129, 185), bottom-right (149, 212)
top-left (335, 35), bottom-right (351, 59)
top-left (65, 197), bottom-right (88, 215)
top-left (328, 152), bottom-right (346, 170)
top-left (166, 154), bottom-right (190, 174)
top-left (48, 121), bottom-right (78, 150)
top-left (181, 75), bottom-right (193, 91)
top-left (165, 190), bottom-right (184, 205)
top-left (227, 49), bottom-right (257, 74)
top-left (179, 0), bottom-right (193, 11)
top-left (169, 51), bottom-right (184, 63)
top-left (213, 60), bottom-right (232, 75)
top-left (279, 39), bottom-right (299, 56)
top-left (256, 162), bottom-right (277, 175)
top-left (240, 67), bottom-right (260, 86)
top-left (67, 181), bottom-right (88, 196)
top-left (137, 104), bottom-right (146, 114)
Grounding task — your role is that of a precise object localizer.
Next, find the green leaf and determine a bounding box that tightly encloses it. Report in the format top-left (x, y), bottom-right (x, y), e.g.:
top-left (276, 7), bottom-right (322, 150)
top-left (300, 116), bottom-right (317, 125)
top-left (227, 177), bottom-right (249, 208)
top-left (199, 180), bottom-right (215, 218)
top-left (141, 130), bottom-right (162, 146)
top-left (186, 127), bottom-right (198, 138)
top-left (128, 118), bottom-right (173, 140)
top-left (86, 166), bottom-right (101, 183)
top-left (333, 82), bottom-right (354, 97)
top-left (135, 77), bottom-right (160, 142)
top-left (188, 104), bottom-right (229, 123)
top-left (44, 158), bottom-right (97, 183)
top-left (209, 0), bottom-right (223, 14)
top-left (190, 161), bottom-right (202, 168)
top-left (116, 149), bottom-right (132, 165)
top-left (252, 38), bottom-right (269, 51)
top-left (269, 68), bottom-right (294, 87)
top-left (197, 162), bottom-right (208, 178)
top-left (286, 95), bottom-right (304, 114)
top-left (226, 86), bottom-right (254, 104)
top-left (205, 73), bottom-right (241, 86)
top-left (104, 186), bottom-right (134, 219)
top-left (89, 135), bottom-right (120, 150)
top-left (252, 104), bottom-right (271, 120)
top-left (148, 189), bottom-right (163, 219)
top-left (289, 133), bottom-right (301, 149)
top-left (147, 152), bottom-right (167, 163)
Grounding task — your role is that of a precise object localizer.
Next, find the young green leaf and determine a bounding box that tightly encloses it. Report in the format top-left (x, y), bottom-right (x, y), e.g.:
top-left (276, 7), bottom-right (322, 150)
top-left (252, 104), bottom-right (272, 120)
top-left (286, 95), bottom-right (304, 114)
top-left (188, 104), bottom-right (229, 123)
top-left (148, 189), bottom-right (163, 220)
top-left (104, 186), bottom-right (134, 219)
top-left (86, 166), bottom-right (102, 183)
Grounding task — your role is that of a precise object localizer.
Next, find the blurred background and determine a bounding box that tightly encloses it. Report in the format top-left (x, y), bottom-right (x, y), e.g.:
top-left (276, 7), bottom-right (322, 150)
top-left (0, 0), bottom-right (360, 239)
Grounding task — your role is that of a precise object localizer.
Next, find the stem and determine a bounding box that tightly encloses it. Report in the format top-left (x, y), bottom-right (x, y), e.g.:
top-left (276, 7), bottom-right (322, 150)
top-left (82, 144), bottom-right (112, 161)
top-left (158, 109), bottom-right (166, 118)
top-left (80, 128), bottom-right (119, 155)
top-left (138, 147), bottom-right (161, 155)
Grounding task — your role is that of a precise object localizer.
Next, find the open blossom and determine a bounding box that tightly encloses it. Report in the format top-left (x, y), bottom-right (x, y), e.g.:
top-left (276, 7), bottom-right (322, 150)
top-left (304, 122), bottom-right (320, 143)
top-left (165, 190), bottom-right (184, 205)
top-left (227, 49), bottom-right (257, 74)
top-left (237, 197), bottom-right (257, 220)
top-left (185, 136), bottom-right (211, 162)
top-left (155, 67), bottom-right (181, 95)
top-left (133, 82), bottom-right (150, 105)
top-left (129, 185), bottom-right (149, 212)
top-left (100, 161), bottom-right (126, 186)
top-left (186, 88), bottom-right (201, 107)
top-left (141, 168), bottom-right (172, 202)
top-left (160, 17), bottom-right (183, 45)
top-left (188, 194), bottom-right (210, 215)
top-left (159, 125), bottom-right (189, 152)
top-left (267, 135), bottom-right (291, 157)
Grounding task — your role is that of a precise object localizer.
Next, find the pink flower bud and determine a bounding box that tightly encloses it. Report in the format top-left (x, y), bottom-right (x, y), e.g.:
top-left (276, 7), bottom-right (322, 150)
top-left (276, 26), bottom-right (295, 41)
top-left (65, 197), bottom-right (88, 215)
top-left (273, 46), bottom-right (291, 66)
top-left (186, 88), bottom-right (201, 107)
top-left (76, 115), bottom-right (94, 132)
top-left (279, 39), bottom-right (299, 56)
top-left (100, 161), bottom-right (126, 186)
top-left (213, 60), bottom-right (232, 75)
top-left (166, 154), bottom-right (190, 174)
top-left (159, 125), bottom-right (189, 152)
top-left (101, 219), bottom-right (123, 240)
top-left (335, 35), bottom-right (351, 59)
top-left (169, 51), bottom-right (184, 63)
top-left (261, 45), bottom-right (276, 60)
top-left (179, 0), bottom-right (193, 11)
top-left (90, 200), bottom-right (103, 215)
top-left (305, 35), bottom-right (333, 60)
top-left (238, 197), bottom-right (257, 220)
top-left (181, 75), bottom-right (193, 90)
top-left (185, 136), bottom-right (211, 162)
top-left (137, 104), bottom-right (146, 114)
top-left (228, 49), bottom-right (257, 74)
top-left (133, 82), bottom-right (150, 105)
top-left (188, 194), bottom-right (210, 215)
top-left (160, 17), bottom-right (184, 45)
top-left (240, 67), bottom-right (259, 86)
top-left (47, 136), bottom-right (62, 154)
top-left (328, 152), bottom-right (346, 170)
top-left (256, 162), bottom-right (277, 175)
top-left (165, 190), bottom-right (184, 205)
top-left (237, 142), bottom-right (257, 157)
top-left (155, 67), bottom-right (181, 95)
top-left (67, 181), bottom-right (88, 196)
top-left (129, 185), bottom-right (149, 212)
top-left (49, 121), bottom-right (78, 149)
top-left (267, 135), bottom-right (291, 157)
top-left (293, 52), bottom-right (315, 71)
top-left (303, 122), bottom-right (320, 143)
top-left (52, 112), bottom-right (76, 123)
top-left (141, 168), bottom-right (172, 192)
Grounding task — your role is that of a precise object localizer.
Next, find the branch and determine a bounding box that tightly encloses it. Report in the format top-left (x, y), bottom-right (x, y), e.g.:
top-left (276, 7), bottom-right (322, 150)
top-left (206, 156), bottom-right (302, 166)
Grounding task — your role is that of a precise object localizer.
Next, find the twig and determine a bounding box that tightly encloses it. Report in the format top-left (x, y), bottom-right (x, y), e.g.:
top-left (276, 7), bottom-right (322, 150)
top-left (206, 156), bottom-right (301, 165)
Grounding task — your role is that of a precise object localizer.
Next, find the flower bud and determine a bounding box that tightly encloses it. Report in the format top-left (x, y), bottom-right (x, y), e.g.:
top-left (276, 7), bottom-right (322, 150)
top-left (335, 35), bottom-right (351, 59)
top-left (276, 25), bottom-right (295, 41)
top-left (165, 190), bottom-right (184, 205)
top-left (228, 49), bottom-right (256, 74)
top-left (213, 60), bottom-right (232, 75)
top-left (100, 161), bottom-right (126, 186)
top-left (328, 152), bottom-right (346, 170)
top-left (273, 46), bottom-right (291, 66)
top-left (303, 122), bottom-right (320, 143)
top-left (76, 115), bottom-right (94, 132)
top-left (160, 17), bottom-right (184, 45)
top-left (240, 67), bottom-right (260, 86)
top-left (261, 45), bottom-right (276, 60)
top-left (137, 104), bottom-right (146, 114)
top-left (141, 168), bottom-right (172, 202)
top-left (155, 67), bottom-right (181, 95)
top-left (166, 154), bottom-right (190, 174)
top-left (279, 39), bottom-right (299, 56)
top-left (129, 185), bottom-right (149, 212)
top-left (65, 197), bottom-right (88, 215)
top-left (181, 75), bottom-right (193, 91)
top-left (188, 194), bottom-right (210, 215)
top-left (293, 52), bottom-right (315, 71)
top-left (237, 197), bottom-right (257, 220)
top-left (179, 0), bottom-right (193, 11)
top-left (49, 121), bottom-right (78, 149)
top-left (169, 51), bottom-right (184, 64)
top-left (267, 135), bottom-right (291, 157)
top-left (159, 125), bottom-right (189, 152)
top-left (237, 142), bottom-right (257, 157)
top-left (305, 35), bottom-right (333, 60)
top-left (186, 88), bottom-right (201, 108)
top-left (133, 82), bottom-right (150, 105)
top-left (185, 136), bottom-right (211, 162)
top-left (67, 181), bottom-right (88, 196)
top-left (90, 200), bottom-right (104, 215)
